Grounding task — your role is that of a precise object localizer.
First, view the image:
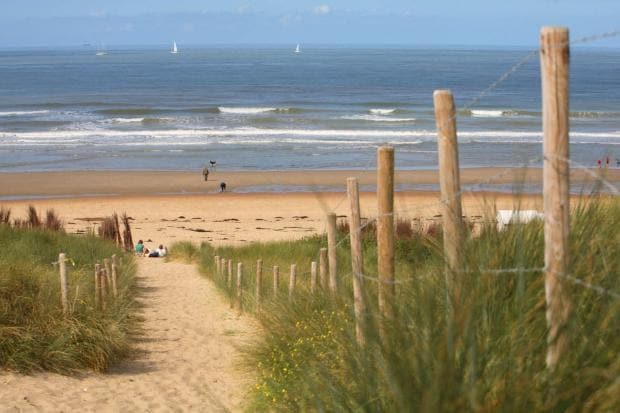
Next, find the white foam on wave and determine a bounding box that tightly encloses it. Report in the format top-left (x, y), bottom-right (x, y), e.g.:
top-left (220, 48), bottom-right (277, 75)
top-left (0, 110), bottom-right (50, 117)
top-left (111, 117), bottom-right (145, 123)
top-left (369, 108), bottom-right (396, 115)
top-left (470, 110), bottom-right (506, 118)
top-left (342, 115), bottom-right (416, 123)
top-left (218, 107), bottom-right (285, 114)
top-left (2, 128), bottom-right (618, 145)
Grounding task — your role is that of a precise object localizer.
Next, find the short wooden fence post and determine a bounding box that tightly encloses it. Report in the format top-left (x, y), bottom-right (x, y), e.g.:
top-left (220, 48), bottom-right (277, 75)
top-left (288, 264), bottom-right (297, 301)
top-left (236, 262), bottom-right (243, 314)
top-left (310, 261), bottom-right (318, 293)
top-left (347, 177), bottom-right (366, 347)
top-left (94, 263), bottom-right (102, 310)
top-left (273, 266), bottom-right (280, 297)
top-left (326, 212), bottom-right (338, 293)
top-left (256, 259), bottom-right (263, 313)
top-left (59, 253), bottom-right (69, 316)
top-left (319, 248), bottom-right (328, 289)
top-left (111, 254), bottom-right (119, 298)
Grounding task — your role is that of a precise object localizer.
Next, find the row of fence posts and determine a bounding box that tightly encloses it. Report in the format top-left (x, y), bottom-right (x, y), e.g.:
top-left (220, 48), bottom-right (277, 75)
top-left (212, 27), bottom-right (571, 370)
top-left (57, 253), bottom-right (120, 315)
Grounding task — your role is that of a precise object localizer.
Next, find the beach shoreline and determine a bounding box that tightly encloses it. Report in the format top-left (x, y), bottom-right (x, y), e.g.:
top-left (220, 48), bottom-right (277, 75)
top-left (1, 168), bottom-right (616, 248)
top-left (1, 167), bottom-right (617, 199)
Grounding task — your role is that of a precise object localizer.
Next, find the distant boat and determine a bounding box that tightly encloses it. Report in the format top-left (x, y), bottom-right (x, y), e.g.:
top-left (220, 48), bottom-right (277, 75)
top-left (294, 44), bottom-right (301, 54)
top-left (171, 41), bottom-right (179, 54)
top-left (95, 43), bottom-right (107, 56)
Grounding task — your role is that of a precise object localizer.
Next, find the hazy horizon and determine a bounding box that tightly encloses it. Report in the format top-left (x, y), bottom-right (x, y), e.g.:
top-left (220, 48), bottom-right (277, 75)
top-left (1, 1), bottom-right (619, 48)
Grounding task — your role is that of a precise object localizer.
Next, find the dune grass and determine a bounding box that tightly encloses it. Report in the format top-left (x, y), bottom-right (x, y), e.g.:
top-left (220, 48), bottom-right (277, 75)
top-left (0, 225), bottom-right (138, 373)
top-left (180, 199), bottom-right (619, 411)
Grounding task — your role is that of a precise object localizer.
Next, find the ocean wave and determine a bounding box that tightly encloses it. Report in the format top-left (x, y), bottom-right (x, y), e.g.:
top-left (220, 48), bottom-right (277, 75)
top-left (217, 107), bottom-right (298, 114)
top-left (341, 115), bottom-right (416, 123)
top-left (369, 108), bottom-right (396, 115)
top-left (2, 128), bottom-right (618, 144)
top-left (111, 117), bottom-right (145, 123)
top-left (98, 108), bottom-right (160, 116)
top-left (0, 110), bottom-right (50, 117)
top-left (469, 109), bottom-right (510, 118)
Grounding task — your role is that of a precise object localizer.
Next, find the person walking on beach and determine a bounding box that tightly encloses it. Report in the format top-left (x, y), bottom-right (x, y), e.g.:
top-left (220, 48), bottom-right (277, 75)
top-left (220, 182), bottom-right (226, 192)
top-left (203, 165), bottom-right (210, 181)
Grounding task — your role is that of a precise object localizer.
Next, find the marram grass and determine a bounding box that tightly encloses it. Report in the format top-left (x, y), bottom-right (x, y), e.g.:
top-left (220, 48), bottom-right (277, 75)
top-left (0, 225), bottom-right (138, 373)
top-left (175, 199), bottom-right (618, 412)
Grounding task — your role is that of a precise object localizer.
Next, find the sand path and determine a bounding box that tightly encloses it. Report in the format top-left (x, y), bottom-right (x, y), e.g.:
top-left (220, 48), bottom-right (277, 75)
top-left (1, 259), bottom-right (260, 412)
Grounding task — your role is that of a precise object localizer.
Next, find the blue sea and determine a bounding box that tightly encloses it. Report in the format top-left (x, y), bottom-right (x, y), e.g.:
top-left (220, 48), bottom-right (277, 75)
top-left (0, 46), bottom-right (618, 172)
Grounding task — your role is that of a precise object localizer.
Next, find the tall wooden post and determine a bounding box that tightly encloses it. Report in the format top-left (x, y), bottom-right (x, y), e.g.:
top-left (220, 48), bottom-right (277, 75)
top-left (94, 263), bottom-right (101, 309)
top-left (377, 146), bottom-right (395, 322)
top-left (59, 253), bottom-right (69, 316)
top-left (236, 262), bottom-right (243, 314)
top-left (347, 177), bottom-right (366, 347)
top-left (326, 212), bottom-right (338, 293)
top-left (273, 266), bottom-right (280, 297)
top-left (434, 90), bottom-right (464, 272)
top-left (111, 254), bottom-right (119, 298)
top-left (319, 248), bottom-right (328, 289)
top-left (541, 26), bottom-right (571, 370)
top-left (256, 259), bottom-right (263, 313)
top-left (310, 261), bottom-right (318, 293)
top-left (288, 264), bottom-right (297, 301)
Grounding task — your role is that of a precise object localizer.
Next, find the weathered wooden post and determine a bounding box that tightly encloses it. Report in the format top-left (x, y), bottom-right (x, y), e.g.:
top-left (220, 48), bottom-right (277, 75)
top-left (99, 265), bottom-right (107, 308)
top-left (256, 259), bottom-right (263, 313)
top-left (326, 212), bottom-right (338, 293)
top-left (59, 253), bottom-right (69, 316)
top-left (319, 248), bottom-right (328, 289)
top-left (310, 261), bottom-right (318, 293)
top-left (104, 258), bottom-right (113, 297)
top-left (111, 254), bottom-right (119, 298)
top-left (95, 263), bottom-right (102, 309)
top-left (215, 255), bottom-right (221, 277)
top-left (288, 264), bottom-right (297, 301)
top-left (541, 26), bottom-right (571, 370)
top-left (227, 259), bottom-right (233, 288)
top-left (273, 266), bottom-right (280, 297)
top-left (228, 259), bottom-right (234, 309)
top-left (434, 90), bottom-right (464, 274)
top-left (347, 177), bottom-right (366, 347)
top-left (236, 262), bottom-right (243, 314)
top-left (377, 146), bottom-right (396, 324)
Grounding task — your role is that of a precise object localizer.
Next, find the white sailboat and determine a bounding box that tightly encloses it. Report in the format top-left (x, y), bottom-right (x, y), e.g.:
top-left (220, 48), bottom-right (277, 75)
top-left (95, 43), bottom-right (107, 56)
top-left (171, 41), bottom-right (179, 54)
top-left (294, 44), bottom-right (301, 54)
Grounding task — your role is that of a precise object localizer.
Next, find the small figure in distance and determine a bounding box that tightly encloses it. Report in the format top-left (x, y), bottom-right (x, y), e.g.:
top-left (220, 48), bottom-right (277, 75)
top-left (210, 160), bottom-right (216, 171)
top-left (148, 244), bottom-right (167, 258)
top-left (203, 165), bottom-right (210, 181)
top-left (135, 239), bottom-right (145, 256)
top-left (220, 182), bottom-right (226, 192)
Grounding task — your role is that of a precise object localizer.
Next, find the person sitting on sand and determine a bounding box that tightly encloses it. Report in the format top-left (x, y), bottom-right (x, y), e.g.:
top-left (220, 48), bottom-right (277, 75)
top-left (135, 240), bottom-right (145, 255)
top-left (148, 244), bottom-right (167, 258)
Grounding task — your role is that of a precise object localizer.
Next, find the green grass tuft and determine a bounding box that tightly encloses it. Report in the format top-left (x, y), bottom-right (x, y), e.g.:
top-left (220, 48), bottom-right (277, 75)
top-left (0, 225), bottom-right (139, 373)
top-left (186, 199), bottom-right (619, 411)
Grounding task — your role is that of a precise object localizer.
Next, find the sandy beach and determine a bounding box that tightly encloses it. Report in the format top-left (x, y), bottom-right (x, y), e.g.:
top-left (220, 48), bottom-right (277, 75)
top-left (3, 167), bottom-right (615, 248)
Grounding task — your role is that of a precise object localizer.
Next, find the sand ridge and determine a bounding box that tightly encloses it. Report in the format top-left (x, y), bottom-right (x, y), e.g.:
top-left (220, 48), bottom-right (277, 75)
top-left (0, 259), bottom-right (260, 412)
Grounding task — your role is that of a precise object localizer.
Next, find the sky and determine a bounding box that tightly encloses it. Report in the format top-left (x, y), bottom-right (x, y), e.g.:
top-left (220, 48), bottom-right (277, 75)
top-left (0, 0), bottom-right (619, 48)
